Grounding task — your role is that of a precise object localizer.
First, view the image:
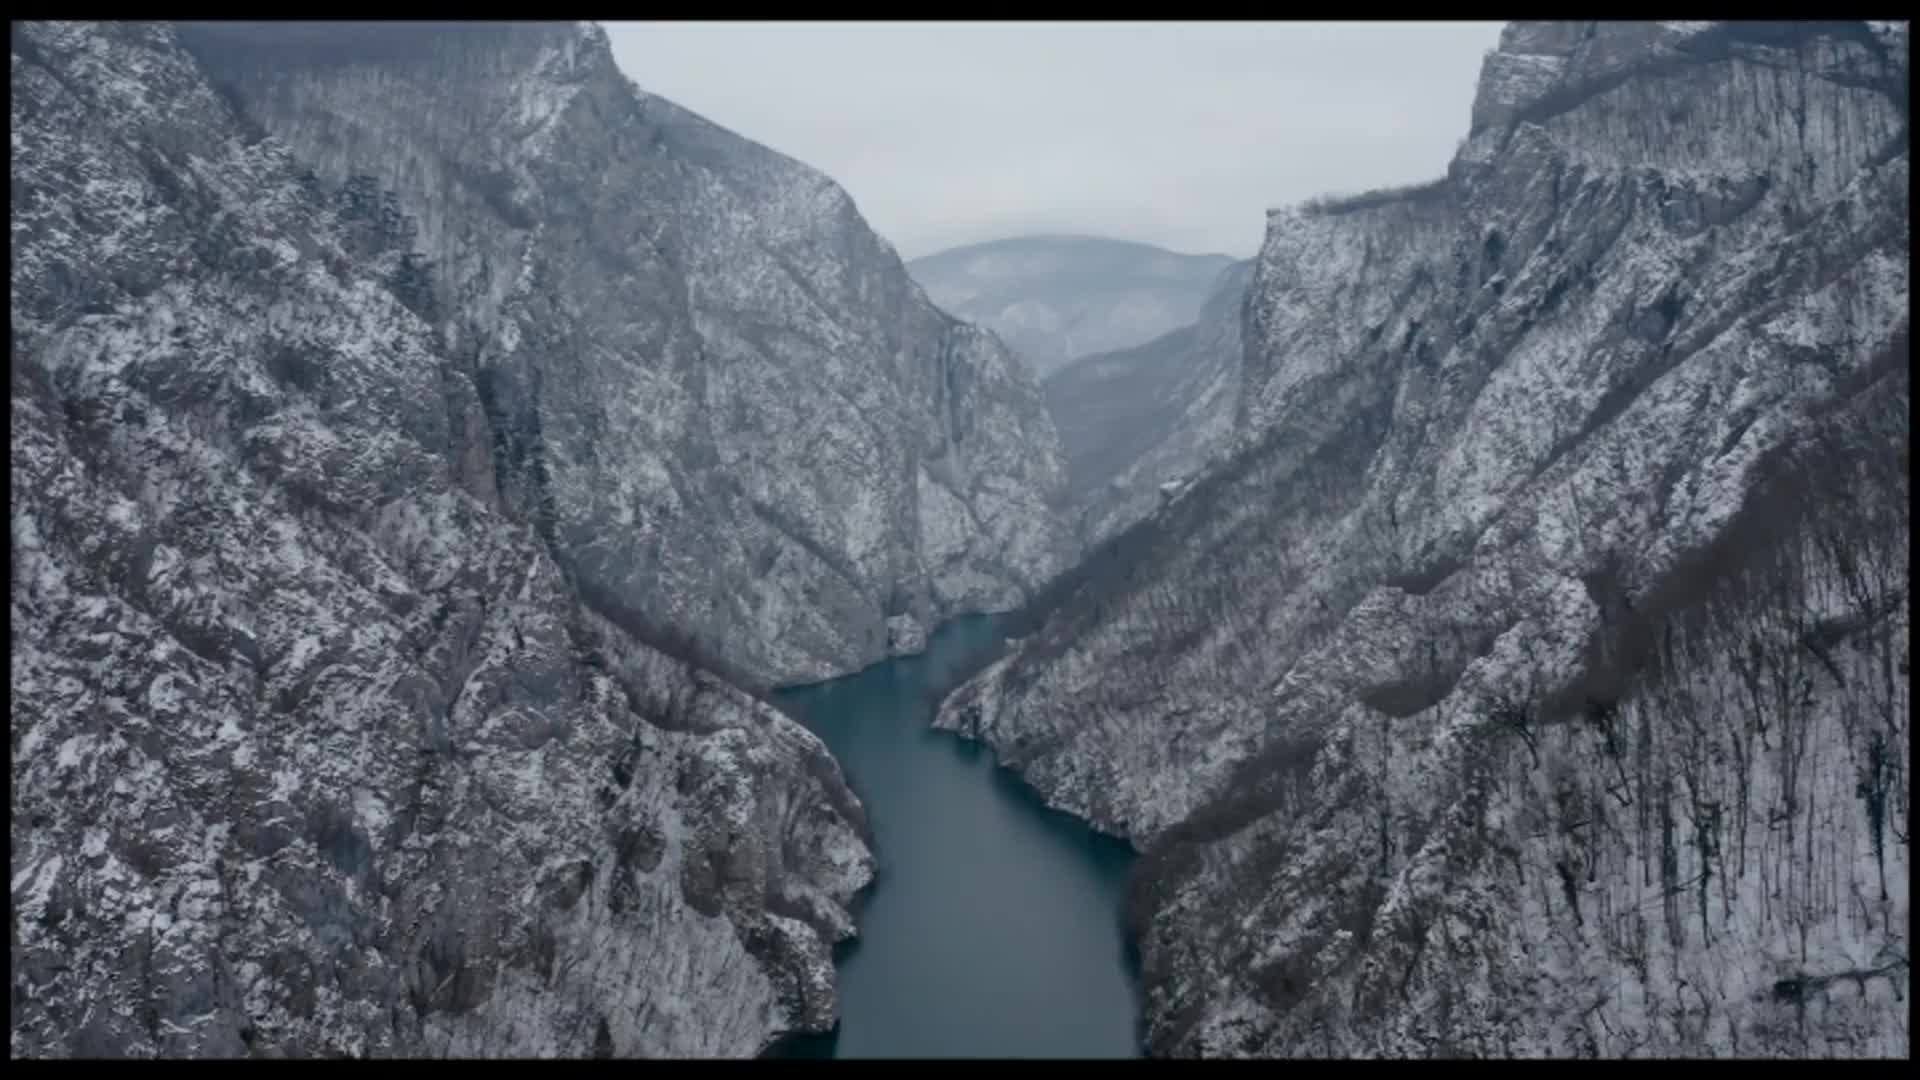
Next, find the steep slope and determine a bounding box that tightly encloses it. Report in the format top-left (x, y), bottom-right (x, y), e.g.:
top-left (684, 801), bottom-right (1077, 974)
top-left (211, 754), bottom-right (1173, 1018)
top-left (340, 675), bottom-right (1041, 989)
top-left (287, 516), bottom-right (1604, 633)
top-left (940, 20), bottom-right (1910, 1056)
top-left (174, 20), bottom-right (1075, 686)
top-left (1044, 260), bottom-right (1253, 544)
top-left (910, 235), bottom-right (1236, 378)
top-left (12, 20), bottom-right (873, 1058)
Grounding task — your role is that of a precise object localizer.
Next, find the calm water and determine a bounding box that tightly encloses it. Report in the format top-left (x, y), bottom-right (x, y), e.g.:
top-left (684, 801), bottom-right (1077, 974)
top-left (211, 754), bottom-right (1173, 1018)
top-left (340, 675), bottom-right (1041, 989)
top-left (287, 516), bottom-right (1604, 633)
top-left (769, 615), bottom-right (1142, 1059)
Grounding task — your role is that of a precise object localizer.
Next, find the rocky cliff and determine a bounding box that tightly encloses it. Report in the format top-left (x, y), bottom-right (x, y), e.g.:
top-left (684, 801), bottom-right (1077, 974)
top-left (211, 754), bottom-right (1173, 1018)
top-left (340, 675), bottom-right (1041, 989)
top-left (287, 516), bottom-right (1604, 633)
top-left (10, 20), bottom-right (888, 1058)
top-left (172, 21), bottom-right (1075, 687)
top-left (910, 235), bottom-right (1236, 378)
top-left (1044, 260), bottom-right (1252, 544)
top-left (940, 20), bottom-right (1909, 1057)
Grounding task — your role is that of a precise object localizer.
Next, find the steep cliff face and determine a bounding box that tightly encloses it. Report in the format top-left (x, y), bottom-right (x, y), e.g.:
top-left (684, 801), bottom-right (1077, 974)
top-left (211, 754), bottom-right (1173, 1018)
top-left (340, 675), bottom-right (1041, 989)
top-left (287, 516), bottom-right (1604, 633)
top-left (173, 21), bottom-right (1074, 686)
top-left (910, 235), bottom-right (1237, 378)
top-left (940, 20), bottom-right (1909, 1056)
top-left (12, 21), bottom-right (874, 1058)
top-left (1045, 260), bottom-right (1252, 545)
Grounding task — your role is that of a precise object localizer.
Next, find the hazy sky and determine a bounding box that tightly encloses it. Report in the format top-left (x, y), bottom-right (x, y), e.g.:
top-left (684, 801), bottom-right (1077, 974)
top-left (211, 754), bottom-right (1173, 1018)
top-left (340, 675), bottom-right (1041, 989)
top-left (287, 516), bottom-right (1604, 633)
top-left (603, 22), bottom-right (1504, 261)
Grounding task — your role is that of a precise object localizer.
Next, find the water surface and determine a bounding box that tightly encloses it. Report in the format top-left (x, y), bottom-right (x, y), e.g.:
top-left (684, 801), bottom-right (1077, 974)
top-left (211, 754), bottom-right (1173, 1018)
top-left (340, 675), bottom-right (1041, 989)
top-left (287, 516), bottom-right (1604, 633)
top-left (772, 615), bottom-right (1141, 1059)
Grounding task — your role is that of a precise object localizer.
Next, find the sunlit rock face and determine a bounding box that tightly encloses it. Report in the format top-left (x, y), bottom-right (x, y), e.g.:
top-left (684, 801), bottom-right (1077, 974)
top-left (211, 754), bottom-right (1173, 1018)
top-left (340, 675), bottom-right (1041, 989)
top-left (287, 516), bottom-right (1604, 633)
top-left (5, 18), bottom-right (962, 1058)
top-left (940, 20), bottom-right (1910, 1057)
top-left (173, 20), bottom-right (1075, 690)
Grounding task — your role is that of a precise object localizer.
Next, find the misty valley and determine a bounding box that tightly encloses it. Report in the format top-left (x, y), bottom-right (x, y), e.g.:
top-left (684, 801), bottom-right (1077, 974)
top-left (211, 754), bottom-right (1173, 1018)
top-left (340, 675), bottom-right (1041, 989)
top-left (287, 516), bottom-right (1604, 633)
top-left (10, 18), bottom-right (1909, 1062)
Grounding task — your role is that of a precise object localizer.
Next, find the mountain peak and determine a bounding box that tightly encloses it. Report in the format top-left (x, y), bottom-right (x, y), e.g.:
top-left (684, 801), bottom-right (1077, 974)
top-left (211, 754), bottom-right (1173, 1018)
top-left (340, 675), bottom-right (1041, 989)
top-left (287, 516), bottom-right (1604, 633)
top-left (1469, 20), bottom-right (1904, 138)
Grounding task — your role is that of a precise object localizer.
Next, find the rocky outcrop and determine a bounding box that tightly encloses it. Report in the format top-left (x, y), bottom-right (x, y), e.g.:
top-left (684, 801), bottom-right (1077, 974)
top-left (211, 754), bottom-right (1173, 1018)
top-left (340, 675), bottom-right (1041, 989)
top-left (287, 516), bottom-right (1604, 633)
top-left (172, 21), bottom-right (1075, 688)
top-left (1044, 260), bottom-right (1252, 544)
top-left (940, 20), bottom-right (1909, 1057)
top-left (910, 235), bottom-right (1237, 378)
top-left (12, 21), bottom-right (877, 1058)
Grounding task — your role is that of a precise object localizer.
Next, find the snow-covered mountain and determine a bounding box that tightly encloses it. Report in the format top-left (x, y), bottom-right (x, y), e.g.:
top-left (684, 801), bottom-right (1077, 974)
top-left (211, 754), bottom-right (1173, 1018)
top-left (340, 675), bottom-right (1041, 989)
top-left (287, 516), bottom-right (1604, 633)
top-left (172, 21), bottom-right (1076, 689)
top-left (909, 235), bottom-right (1236, 378)
top-left (9, 18), bottom-right (1078, 1058)
top-left (941, 20), bottom-right (1910, 1057)
top-left (1044, 260), bottom-right (1253, 544)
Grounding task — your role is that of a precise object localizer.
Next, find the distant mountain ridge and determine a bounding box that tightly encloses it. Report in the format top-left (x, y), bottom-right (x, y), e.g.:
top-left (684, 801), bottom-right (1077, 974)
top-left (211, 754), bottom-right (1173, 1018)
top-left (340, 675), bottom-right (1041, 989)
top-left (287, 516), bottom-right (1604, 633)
top-left (909, 234), bottom-right (1236, 377)
top-left (1045, 259), bottom-right (1253, 545)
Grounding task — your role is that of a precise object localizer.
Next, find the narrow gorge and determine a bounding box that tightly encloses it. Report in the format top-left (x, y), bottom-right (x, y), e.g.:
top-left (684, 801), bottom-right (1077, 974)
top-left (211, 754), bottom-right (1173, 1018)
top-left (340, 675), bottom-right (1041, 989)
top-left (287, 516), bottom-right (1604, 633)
top-left (11, 18), bottom-right (1910, 1061)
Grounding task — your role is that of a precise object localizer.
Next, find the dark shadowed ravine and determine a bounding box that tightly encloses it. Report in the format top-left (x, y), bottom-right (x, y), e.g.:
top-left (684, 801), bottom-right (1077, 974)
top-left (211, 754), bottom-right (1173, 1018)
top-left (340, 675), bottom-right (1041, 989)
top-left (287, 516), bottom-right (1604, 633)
top-left (769, 615), bottom-right (1142, 1059)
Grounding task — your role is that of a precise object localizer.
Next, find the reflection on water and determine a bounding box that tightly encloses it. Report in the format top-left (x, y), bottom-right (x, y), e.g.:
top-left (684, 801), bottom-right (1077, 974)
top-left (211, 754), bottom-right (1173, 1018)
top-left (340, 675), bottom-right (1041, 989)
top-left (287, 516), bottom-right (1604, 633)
top-left (768, 615), bottom-right (1142, 1060)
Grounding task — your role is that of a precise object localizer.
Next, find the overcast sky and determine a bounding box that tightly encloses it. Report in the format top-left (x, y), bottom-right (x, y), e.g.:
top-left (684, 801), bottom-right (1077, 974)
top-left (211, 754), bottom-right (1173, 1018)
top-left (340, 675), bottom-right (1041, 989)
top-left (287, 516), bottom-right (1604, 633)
top-left (602, 21), bottom-right (1504, 260)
